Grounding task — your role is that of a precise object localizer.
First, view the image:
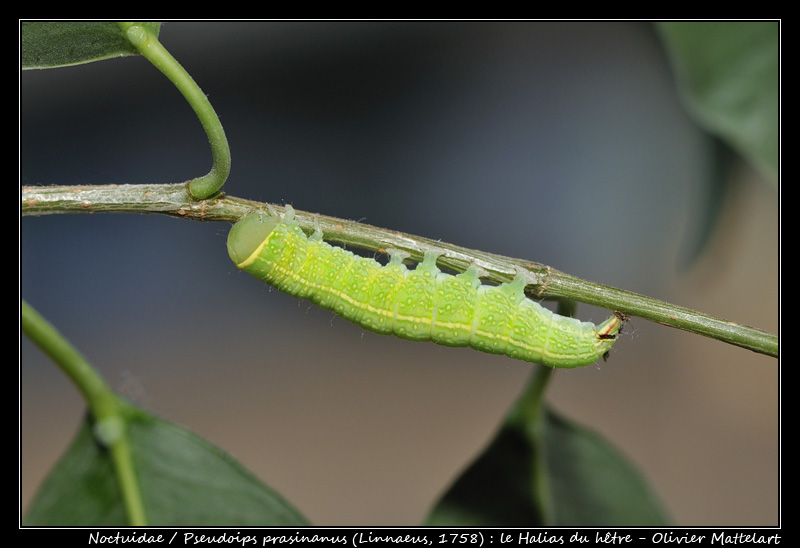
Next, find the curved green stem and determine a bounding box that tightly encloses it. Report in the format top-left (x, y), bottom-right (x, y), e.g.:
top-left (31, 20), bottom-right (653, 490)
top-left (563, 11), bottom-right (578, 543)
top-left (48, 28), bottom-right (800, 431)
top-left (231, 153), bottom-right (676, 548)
top-left (21, 300), bottom-right (147, 526)
top-left (508, 301), bottom-right (576, 525)
top-left (117, 22), bottom-right (230, 200)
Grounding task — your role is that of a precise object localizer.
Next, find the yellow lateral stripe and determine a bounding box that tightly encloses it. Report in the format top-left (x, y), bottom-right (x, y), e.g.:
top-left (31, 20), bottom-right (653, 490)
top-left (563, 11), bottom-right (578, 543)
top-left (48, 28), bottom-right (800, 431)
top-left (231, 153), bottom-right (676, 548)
top-left (238, 238), bottom-right (273, 269)
top-left (263, 256), bottom-right (601, 356)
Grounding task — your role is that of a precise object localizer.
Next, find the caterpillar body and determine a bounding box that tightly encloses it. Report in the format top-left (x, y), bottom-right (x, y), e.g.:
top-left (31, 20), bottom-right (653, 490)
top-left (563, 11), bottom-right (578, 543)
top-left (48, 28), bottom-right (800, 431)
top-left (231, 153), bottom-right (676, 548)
top-left (227, 206), bottom-right (625, 368)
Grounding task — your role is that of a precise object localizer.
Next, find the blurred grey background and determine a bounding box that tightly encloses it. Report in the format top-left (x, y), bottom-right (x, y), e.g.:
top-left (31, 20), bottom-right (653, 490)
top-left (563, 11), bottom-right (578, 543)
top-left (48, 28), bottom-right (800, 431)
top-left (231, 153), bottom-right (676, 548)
top-left (20, 21), bottom-right (779, 526)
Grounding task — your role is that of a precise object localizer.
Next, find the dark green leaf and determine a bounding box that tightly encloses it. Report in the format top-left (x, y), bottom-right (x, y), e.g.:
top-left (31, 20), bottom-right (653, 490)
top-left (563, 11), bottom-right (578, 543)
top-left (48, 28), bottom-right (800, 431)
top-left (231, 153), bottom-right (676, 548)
top-left (542, 408), bottom-right (670, 526)
top-left (656, 21), bottom-right (779, 184)
top-left (424, 423), bottom-right (545, 526)
top-left (21, 22), bottom-right (161, 70)
top-left (23, 402), bottom-right (309, 526)
top-left (425, 400), bottom-right (670, 526)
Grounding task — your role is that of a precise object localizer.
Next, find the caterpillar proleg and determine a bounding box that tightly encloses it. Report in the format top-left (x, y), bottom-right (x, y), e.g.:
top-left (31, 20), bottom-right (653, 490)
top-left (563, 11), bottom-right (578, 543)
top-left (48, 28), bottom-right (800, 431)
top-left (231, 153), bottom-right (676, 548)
top-left (227, 206), bottom-right (625, 368)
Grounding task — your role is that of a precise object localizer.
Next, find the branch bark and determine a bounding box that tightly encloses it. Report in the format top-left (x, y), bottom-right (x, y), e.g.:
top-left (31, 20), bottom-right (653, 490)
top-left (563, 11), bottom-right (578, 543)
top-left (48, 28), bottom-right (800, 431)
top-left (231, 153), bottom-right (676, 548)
top-left (21, 183), bottom-right (779, 359)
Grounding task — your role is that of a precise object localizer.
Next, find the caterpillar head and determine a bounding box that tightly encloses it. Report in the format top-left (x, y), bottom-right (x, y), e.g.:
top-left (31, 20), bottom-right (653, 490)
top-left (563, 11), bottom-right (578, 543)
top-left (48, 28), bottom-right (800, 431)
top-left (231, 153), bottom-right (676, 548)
top-left (227, 211), bottom-right (279, 266)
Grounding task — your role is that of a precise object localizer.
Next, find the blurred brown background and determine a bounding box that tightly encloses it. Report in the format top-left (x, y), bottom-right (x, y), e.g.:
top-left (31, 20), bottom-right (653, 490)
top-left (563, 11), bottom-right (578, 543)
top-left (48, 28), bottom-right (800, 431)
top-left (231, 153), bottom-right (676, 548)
top-left (21, 21), bottom-right (779, 526)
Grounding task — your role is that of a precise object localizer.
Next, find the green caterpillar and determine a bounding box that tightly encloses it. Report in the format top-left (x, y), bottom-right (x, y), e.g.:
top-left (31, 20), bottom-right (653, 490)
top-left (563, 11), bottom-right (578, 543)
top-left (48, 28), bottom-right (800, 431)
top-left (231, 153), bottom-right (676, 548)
top-left (227, 206), bottom-right (625, 368)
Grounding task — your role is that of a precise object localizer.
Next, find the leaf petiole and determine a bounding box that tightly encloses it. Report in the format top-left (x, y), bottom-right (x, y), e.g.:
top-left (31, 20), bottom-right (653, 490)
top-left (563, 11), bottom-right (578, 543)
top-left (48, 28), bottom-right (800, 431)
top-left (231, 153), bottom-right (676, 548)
top-left (21, 300), bottom-right (147, 526)
top-left (117, 22), bottom-right (231, 200)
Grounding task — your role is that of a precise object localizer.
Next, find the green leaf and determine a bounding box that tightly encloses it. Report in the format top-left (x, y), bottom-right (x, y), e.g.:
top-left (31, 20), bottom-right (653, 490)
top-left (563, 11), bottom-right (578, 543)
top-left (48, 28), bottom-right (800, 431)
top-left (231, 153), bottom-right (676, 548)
top-left (21, 21), bottom-right (161, 70)
top-left (425, 399), bottom-right (670, 526)
top-left (424, 419), bottom-right (546, 526)
top-left (656, 21), bottom-right (779, 183)
top-left (23, 402), bottom-right (309, 526)
top-left (541, 408), bottom-right (670, 526)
